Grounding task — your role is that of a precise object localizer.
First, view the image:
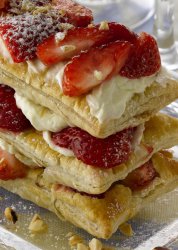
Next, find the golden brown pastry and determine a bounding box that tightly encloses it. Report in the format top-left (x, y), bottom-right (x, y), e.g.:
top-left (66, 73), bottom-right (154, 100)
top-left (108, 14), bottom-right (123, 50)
top-left (0, 150), bottom-right (177, 239)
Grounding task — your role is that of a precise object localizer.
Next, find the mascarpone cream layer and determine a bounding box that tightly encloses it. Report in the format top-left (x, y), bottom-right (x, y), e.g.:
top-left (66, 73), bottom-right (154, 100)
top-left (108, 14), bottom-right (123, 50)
top-left (14, 92), bottom-right (68, 132)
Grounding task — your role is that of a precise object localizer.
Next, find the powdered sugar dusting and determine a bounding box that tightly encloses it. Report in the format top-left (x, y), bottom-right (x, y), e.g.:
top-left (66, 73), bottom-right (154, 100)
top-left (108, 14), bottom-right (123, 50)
top-left (0, 13), bottom-right (67, 62)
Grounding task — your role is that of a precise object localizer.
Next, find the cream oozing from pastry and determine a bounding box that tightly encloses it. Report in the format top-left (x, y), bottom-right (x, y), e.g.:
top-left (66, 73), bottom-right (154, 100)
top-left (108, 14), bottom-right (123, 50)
top-left (0, 38), bottom-right (14, 63)
top-left (14, 93), bottom-right (68, 132)
top-left (43, 131), bottom-right (74, 157)
top-left (0, 138), bottom-right (36, 167)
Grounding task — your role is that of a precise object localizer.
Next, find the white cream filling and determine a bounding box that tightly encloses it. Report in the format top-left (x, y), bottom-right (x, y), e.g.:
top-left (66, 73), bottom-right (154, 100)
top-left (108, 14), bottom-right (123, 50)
top-left (0, 138), bottom-right (36, 167)
top-left (0, 38), bottom-right (14, 64)
top-left (14, 92), bottom-right (68, 132)
top-left (43, 131), bottom-right (74, 157)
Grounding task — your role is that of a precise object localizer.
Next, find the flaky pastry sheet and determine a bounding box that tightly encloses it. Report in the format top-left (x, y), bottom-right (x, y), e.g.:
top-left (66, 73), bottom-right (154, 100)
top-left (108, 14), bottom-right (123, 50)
top-left (0, 114), bottom-right (178, 195)
top-left (0, 150), bottom-right (178, 239)
top-left (1, 56), bottom-right (178, 138)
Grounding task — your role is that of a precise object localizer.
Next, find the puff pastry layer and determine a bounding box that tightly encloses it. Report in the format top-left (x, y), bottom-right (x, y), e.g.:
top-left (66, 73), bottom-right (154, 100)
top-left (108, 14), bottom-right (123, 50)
top-left (0, 114), bottom-right (178, 194)
top-left (0, 150), bottom-right (178, 239)
top-left (0, 57), bottom-right (178, 138)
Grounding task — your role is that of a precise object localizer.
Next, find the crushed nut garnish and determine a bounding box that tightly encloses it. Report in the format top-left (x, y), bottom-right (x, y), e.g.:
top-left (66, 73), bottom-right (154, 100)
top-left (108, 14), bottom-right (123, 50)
top-left (55, 32), bottom-right (66, 43)
top-left (58, 9), bottom-right (66, 16)
top-left (33, 6), bottom-right (52, 15)
top-left (119, 222), bottom-right (133, 237)
top-left (88, 23), bottom-right (95, 28)
top-left (94, 70), bottom-right (103, 81)
top-left (77, 243), bottom-right (89, 250)
top-left (68, 234), bottom-right (83, 247)
top-left (89, 238), bottom-right (103, 250)
top-left (28, 214), bottom-right (48, 233)
top-left (60, 45), bottom-right (76, 53)
top-left (99, 21), bottom-right (109, 31)
top-left (4, 207), bottom-right (18, 224)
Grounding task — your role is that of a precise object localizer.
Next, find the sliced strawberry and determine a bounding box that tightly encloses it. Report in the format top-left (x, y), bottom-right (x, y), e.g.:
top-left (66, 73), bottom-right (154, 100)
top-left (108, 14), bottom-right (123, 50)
top-left (120, 32), bottom-right (161, 78)
top-left (122, 160), bottom-right (159, 191)
top-left (37, 22), bottom-right (137, 66)
top-left (62, 41), bottom-right (131, 96)
top-left (0, 84), bottom-right (31, 132)
top-left (52, 0), bottom-right (93, 27)
top-left (0, 13), bottom-right (65, 63)
top-left (0, 148), bottom-right (27, 180)
top-left (51, 126), bottom-right (135, 168)
top-left (0, 0), bottom-right (8, 9)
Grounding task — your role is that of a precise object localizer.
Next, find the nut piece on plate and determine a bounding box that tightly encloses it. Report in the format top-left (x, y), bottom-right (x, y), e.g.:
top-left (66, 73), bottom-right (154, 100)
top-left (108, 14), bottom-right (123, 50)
top-left (4, 207), bottom-right (18, 224)
top-left (68, 234), bottom-right (83, 247)
top-left (89, 238), bottom-right (103, 250)
top-left (77, 243), bottom-right (89, 250)
top-left (119, 222), bottom-right (134, 236)
top-left (28, 214), bottom-right (48, 233)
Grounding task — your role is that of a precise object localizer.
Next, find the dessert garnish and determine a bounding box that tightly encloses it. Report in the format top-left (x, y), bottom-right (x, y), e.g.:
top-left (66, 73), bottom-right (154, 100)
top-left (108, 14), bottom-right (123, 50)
top-left (0, 84), bottom-right (31, 132)
top-left (51, 126), bottom-right (134, 168)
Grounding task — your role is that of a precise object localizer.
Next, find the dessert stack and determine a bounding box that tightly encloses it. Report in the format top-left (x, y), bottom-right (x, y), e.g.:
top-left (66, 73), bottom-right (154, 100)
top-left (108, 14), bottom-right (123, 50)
top-left (0, 0), bottom-right (178, 239)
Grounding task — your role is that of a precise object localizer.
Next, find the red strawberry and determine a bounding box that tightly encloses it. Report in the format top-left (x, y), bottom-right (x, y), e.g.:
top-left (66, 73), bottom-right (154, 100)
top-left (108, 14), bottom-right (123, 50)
top-left (122, 160), bottom-right (158, 191)
top-left (0, 84), bottom-right (31, 132)
top-left (120, 32), bottom-right (161, 78)
top-left (51, 126), bottom-right (134, 168)
top-left (36, 22), bottom-right (137, 66)
top-left (0, 148), bottom-right (27, 180)
top-left (0, 13), bottom-right (65, 63)
top-left (0, 0), bottom-right (8, 9)
top-left (52, 0), bottom-right (93, 27)
top-left (62, 41), bottom-right (131, 96)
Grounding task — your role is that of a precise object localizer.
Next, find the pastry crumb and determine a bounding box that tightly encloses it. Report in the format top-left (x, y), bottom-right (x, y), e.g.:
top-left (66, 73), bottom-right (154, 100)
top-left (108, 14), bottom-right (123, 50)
top-left (119, 222), bottom-right (133, 236)
top-left (60, 45), bottom-right (76, 53)
top-left (99, 21), bottom-right (109, 30)
top-left (28, 214), bottom-right (48, 233)
top-left (89, 238), bottom-right (103, 250)
top-left (4, 207), bottom-right (18, 224)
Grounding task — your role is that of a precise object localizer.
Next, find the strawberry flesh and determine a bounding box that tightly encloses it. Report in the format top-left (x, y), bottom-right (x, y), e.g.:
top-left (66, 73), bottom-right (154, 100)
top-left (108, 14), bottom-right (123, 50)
top-left (0, 148), bottom-right (27, 180)
top-left (51, 127), bottom-right (135, 168)
top-left (120, 32), bottom-right (161, 78)
top-left (62, 41), bottom-right (131, 96)
top-left (0, 0), bottom-right (8, 9)
top-left (37, 22), bottom-right (137, 65)
top-left (0, 13), bottom-right (66, 63)
top-left (0, 84), bottom-right (31, 132)
top-left (122, 160), bottom-right (159, 191)
top-left (52, 0), bottom-right (93, 27)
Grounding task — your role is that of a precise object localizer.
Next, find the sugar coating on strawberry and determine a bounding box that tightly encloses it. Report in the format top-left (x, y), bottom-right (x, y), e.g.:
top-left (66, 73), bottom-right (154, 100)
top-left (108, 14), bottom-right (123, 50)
top-left (0, 13), bottom-right (67, 62)
top-left (0, 148), bottom-right (28, 180)
top-left (0, 84), bottom-right (31, 132)
top-left (62, 41), bottom-right (131, 96)
top-left (52, 0), bottom-right (93, 27)
top-left (51, 127), bottom-right (134, 168)
top-left (120, 32), bottom-right (161, 78)
top-left (37, 22), bottom-right (137, 66)
top-left (122, 160), bottom-right (158, 191)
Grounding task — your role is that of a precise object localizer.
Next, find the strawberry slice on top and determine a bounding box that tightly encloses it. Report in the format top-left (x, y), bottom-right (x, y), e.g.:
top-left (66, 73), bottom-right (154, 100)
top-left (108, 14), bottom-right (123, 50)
top-left (36, 22), bottom-right (137, 66)
top-left (62, 41), bottom-right (131, 96)
top-left (0, 13), bottom-right (65, 63)
top-left (120, 32), bottom-right (161, 78)
top-left (0, 148), bottom-right (28, 180)
top-left (52, 0), bottom-right (93, 27)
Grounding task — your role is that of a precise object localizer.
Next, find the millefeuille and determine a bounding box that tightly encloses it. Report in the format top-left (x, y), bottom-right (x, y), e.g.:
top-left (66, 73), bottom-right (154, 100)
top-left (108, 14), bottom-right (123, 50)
top-left (0, 0), bottom-right (178, 239)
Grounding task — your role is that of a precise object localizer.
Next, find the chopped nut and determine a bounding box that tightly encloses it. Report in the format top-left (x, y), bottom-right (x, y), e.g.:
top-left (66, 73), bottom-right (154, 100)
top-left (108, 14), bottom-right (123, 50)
top-left (77, 243), bottom-right (89, 250)
top-left (119, 223), bottom-right (133, 236)
top-left (69, 234), bottom-right (83, 247)
top-left (4, 207), bottom-right (18, 224)
top-left (33, 6), bottom-right (51, 15)
top-left (55, 32), bottom-right (66, 43)
top-left (59, 9), bottom-right (66, 16)
top-left (99, 21), bottom-right (109, 31)
top-left (89, 238), bottom-right (102, 250)
top-left (60, 45), bottom-right (76, 53)
top-left (94, 70), bottom-right (103, 81)
top-left (28, 214), bottom-right (48, 233)
top-left (88, 23), bottom-right (95, 28)
top-left (59, 23), bottom-right (74, 31)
